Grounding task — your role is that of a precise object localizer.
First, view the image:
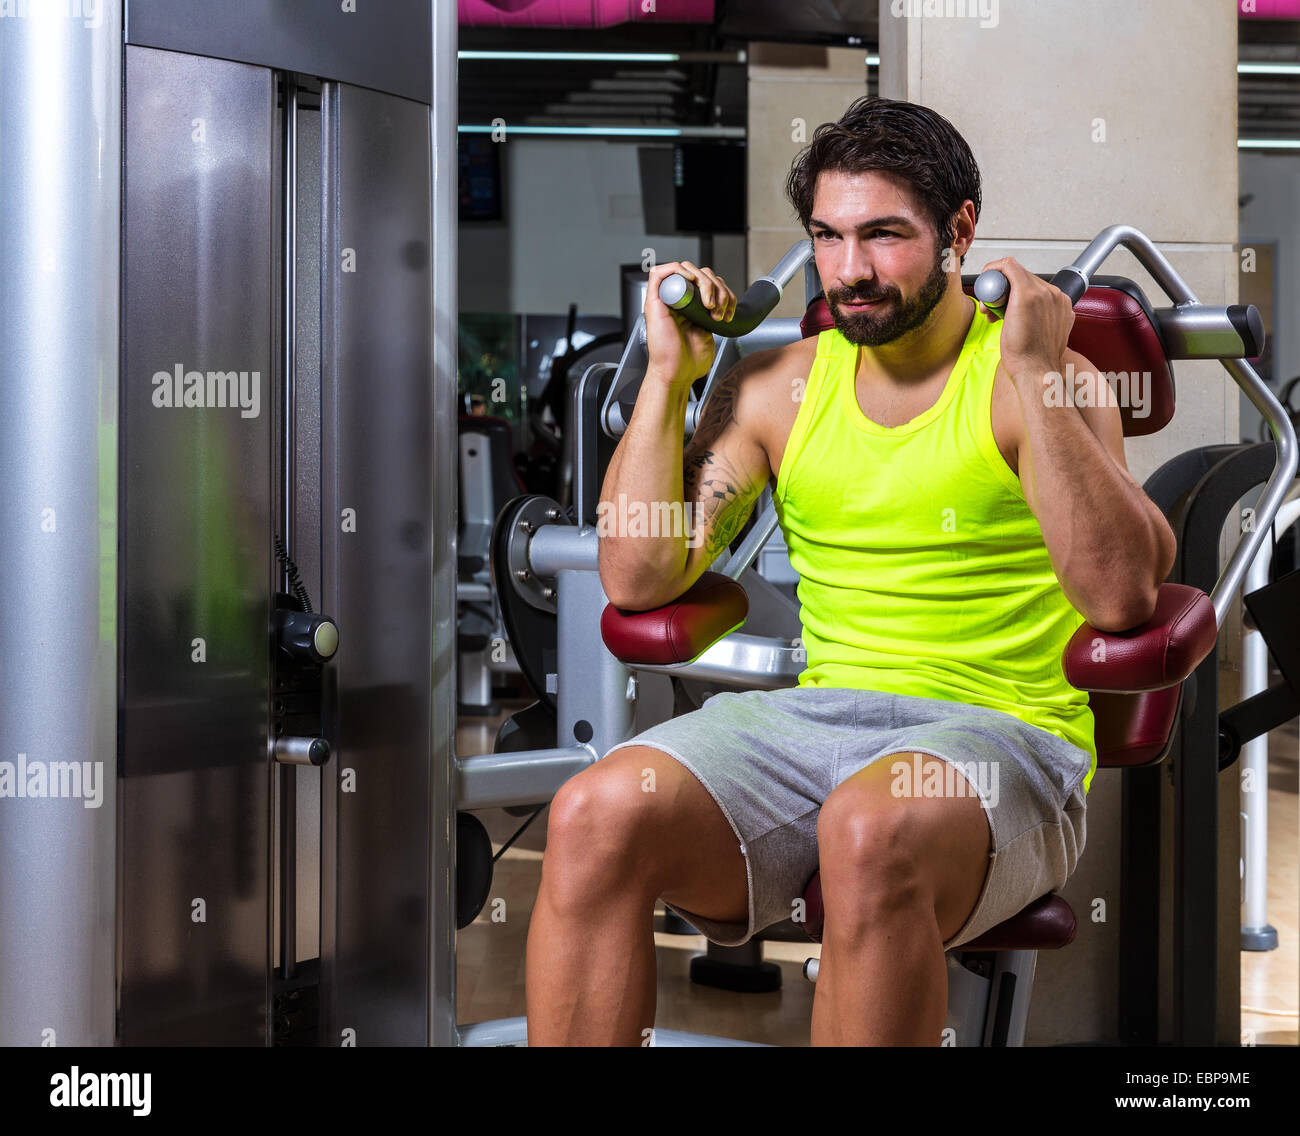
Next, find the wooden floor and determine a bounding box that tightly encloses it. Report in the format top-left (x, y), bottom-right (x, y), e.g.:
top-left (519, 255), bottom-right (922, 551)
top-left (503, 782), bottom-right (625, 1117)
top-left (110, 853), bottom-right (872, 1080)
top-left (456, 695), bottom-right (1299, 1046)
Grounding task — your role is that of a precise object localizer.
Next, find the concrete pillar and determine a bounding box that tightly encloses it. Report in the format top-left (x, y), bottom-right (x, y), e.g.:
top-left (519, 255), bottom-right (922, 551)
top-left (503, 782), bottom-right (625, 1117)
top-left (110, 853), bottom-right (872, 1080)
top-left (747, 44), bottom-right (870, 310)
top-left (878, 0), bottom-right (1242, 1044)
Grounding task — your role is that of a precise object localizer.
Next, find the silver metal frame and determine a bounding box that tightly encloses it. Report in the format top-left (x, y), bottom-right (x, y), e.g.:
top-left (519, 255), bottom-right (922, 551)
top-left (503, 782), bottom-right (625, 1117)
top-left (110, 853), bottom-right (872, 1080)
top-left (0, 0), bottom-right (123, 1047)
top-left (428, 0), bottom-right (460, 1048)
top-left (1058, 225), bottom-right (1297, 627)
top-left (1237, 498), bottom-right (1300, 951)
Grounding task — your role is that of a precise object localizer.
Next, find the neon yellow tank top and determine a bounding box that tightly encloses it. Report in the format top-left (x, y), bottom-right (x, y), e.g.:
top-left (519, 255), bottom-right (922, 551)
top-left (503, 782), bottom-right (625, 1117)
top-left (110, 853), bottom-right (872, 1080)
top-left (772, 296), bottom-right (1097, 793)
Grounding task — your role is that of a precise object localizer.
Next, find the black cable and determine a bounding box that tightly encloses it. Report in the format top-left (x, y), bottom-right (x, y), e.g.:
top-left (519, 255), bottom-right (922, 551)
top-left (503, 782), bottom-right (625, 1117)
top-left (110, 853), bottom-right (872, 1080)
top-left (492, 804), bottom-right (547, 864)
top-left (273, 535), bottom-right (313, 613)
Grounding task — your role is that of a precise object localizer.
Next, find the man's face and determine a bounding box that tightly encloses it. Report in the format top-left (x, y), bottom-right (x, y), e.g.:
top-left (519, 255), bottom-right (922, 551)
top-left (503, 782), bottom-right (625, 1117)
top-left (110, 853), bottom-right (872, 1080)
top-left (809, 169), bottom-right (953, 348)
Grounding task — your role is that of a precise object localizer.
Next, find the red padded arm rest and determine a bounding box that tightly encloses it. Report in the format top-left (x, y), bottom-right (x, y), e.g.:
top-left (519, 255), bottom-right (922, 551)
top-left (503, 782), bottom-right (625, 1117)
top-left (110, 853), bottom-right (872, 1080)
top-left (1062, 582), bottom-right (1216, 693)
top-left (600, 571), bottom-right (748, 666)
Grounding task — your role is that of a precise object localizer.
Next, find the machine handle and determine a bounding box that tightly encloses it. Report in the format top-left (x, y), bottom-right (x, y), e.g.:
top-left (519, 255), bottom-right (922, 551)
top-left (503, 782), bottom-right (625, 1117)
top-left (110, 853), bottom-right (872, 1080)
top-left (656, 274), bottom-right (781, 339)
top-left (972, 265), bottom-right (1089, 321)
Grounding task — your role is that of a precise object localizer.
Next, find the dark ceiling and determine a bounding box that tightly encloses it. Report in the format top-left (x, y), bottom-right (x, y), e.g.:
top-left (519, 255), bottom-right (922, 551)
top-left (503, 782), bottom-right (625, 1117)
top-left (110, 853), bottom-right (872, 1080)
top-left (458, 9), bottom-right (1300, 146)
top-left (457, 22), bottom-right (749, 133)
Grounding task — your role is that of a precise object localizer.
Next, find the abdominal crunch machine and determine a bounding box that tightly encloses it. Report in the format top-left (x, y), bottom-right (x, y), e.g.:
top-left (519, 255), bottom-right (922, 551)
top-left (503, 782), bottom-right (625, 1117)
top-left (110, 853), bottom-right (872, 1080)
top-left (456, 225), bottom-right (1291, 1046)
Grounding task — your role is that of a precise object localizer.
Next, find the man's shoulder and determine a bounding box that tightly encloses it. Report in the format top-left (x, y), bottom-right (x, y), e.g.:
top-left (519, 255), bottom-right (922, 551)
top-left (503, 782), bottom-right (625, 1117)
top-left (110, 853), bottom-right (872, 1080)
top-left (722, 335), bottom-right (822, 480)
top-left (732, 332), bottom-right (822, 395)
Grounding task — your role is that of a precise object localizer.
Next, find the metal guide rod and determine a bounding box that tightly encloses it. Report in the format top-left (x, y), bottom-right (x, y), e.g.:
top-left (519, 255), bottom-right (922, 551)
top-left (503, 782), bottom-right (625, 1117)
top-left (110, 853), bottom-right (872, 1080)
top-left (278, 75), bottom-right (299, 986)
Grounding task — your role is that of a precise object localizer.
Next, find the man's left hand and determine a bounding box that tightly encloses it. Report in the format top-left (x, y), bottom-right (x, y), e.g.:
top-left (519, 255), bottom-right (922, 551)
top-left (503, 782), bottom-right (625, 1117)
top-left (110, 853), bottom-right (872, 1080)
top-left (978, 257), bottom-right (1075, 380)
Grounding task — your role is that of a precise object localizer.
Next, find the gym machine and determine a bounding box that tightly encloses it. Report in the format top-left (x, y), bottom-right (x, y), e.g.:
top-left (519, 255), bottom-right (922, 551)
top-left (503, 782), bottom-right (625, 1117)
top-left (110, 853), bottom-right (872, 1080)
top-left (1236, 498), bottom-right (1300, 954)
top-left (458, 415), bottom-right (526, 716)
top-left (1123, 441), bottom-right (1300, 1044)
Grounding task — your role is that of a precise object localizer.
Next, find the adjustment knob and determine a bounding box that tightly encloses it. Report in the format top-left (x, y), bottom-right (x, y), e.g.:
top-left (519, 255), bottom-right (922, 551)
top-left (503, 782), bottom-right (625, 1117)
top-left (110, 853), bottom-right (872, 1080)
top-left (275, 609), bottom-right (339, 664)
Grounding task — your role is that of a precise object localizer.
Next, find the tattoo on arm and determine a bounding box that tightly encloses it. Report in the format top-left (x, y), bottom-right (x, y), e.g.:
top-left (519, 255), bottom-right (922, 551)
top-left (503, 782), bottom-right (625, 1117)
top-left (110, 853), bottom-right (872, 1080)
top-left (682, 371), bottom-right (764, 560)
top-left (692, 369), bottom-right (741, 445)
top-left (684, 450), bottom-right (754, 559)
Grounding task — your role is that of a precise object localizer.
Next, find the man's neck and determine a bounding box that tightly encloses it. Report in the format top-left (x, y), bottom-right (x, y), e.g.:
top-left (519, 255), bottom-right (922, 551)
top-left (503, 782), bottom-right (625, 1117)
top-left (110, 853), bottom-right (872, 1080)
top-left (853, 285), bottom-right (975, 386)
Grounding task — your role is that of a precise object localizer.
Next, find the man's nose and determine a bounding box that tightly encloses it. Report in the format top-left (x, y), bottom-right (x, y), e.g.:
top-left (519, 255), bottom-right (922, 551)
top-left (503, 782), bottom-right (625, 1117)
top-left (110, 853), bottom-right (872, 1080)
top-left (834, 245), bottom-right (874, 292)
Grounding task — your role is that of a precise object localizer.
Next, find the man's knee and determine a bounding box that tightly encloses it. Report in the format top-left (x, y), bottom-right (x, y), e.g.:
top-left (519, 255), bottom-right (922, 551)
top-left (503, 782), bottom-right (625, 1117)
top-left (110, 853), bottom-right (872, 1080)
top-left (818, 777), bottom-right (929, 914)
top-left (543, 748), bottom-right (675, 910)
top-left (817, 753), bottom-right (990, 920)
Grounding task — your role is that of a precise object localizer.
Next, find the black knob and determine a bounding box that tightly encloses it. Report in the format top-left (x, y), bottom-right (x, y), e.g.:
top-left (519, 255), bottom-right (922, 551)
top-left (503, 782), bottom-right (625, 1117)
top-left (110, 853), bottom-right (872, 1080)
top-left (275, 609), bottom-right (339, 664)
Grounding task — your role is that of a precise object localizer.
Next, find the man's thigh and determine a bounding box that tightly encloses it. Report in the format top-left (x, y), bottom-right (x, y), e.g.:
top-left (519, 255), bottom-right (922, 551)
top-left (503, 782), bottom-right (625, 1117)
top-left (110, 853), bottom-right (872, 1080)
top-left (825, 702), bottom-right (1091, 949)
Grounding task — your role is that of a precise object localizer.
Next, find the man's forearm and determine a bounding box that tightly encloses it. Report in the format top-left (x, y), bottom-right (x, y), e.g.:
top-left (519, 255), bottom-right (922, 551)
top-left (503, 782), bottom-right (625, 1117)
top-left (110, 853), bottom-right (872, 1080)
top-left (597, 369), bottom-right (693, 605)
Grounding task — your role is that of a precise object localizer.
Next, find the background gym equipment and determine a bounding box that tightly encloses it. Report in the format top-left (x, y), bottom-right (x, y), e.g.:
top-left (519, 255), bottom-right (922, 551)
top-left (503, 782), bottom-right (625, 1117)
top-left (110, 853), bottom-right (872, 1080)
top-left (1236, 505), bottom-right (1300, 953)
top-left (458, 414), bottom-right (527, 716)
top-left (456, 305), bottom-right (629, 715)
top-left (0, 0), bottom-right (457, 1046)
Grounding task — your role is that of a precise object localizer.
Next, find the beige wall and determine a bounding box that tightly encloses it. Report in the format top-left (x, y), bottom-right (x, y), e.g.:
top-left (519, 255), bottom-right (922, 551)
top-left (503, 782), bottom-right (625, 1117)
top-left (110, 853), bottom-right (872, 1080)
top-left (748, 0), bottom-right (1243, 1044)
top-left (746, 42), bottom-right (869, 311)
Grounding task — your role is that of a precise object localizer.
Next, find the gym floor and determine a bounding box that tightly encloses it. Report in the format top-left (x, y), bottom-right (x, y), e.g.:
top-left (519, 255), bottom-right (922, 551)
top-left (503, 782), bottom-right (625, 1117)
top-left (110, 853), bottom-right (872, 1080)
top-left (456, 699), bottom-right (1299, 1046)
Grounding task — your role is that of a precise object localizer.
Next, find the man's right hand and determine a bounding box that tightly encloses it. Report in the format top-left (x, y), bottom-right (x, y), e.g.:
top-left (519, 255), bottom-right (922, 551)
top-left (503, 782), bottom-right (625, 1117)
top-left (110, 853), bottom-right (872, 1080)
top-left (644, 260), bottom-right (737, 388)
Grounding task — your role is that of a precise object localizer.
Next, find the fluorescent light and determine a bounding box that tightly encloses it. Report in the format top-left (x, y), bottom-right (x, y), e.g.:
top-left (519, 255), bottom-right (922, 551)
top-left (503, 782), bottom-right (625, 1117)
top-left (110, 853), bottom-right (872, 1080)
top-left (1239, 139), bottom-right (1300, 149)
top-left (1238, 62), bottom-right (1300, 75)
top-left (459, 51), bottom-right (681, 62)
top-left (456, 49), bottom-right (878, 65)
top-left (457, 124), bottom-right (746, 138)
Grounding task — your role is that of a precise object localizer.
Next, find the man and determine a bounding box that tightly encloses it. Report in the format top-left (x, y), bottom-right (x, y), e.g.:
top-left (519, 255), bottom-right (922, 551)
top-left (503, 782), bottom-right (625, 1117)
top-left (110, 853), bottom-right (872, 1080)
top-left (524, 95), bottom-right (1175, 1046)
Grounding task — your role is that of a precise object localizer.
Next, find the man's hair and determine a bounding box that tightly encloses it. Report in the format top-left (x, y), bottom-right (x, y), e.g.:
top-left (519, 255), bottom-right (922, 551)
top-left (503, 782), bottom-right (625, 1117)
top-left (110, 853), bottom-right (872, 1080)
top-left (784, 96), bottom-right (982, 265)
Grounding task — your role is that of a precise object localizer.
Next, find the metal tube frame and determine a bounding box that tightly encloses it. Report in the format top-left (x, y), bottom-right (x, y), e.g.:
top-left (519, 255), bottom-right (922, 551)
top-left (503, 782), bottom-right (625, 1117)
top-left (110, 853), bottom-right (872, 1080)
top-left (1060, 225), bottom-right (1298, 624)
top-left (278, 74), bottom-right (299, 986)
top-left (428, 0), bottom-right (459, 1048)
top-left (1237, 501), bottom-right (1300, 950)
top-left (0, 0), bottom-right (123, 1047)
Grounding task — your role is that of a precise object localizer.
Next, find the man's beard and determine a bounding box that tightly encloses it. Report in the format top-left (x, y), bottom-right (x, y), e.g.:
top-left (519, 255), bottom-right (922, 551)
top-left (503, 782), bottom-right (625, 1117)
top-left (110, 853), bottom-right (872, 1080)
top-left (828, 254), bottom-right (950, 347)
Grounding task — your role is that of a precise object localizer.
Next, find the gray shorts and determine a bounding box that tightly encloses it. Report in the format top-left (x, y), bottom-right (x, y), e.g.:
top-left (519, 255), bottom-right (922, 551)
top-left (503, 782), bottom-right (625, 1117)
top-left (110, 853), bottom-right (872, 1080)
top-left (602, 686), bottom-right (1090, 951)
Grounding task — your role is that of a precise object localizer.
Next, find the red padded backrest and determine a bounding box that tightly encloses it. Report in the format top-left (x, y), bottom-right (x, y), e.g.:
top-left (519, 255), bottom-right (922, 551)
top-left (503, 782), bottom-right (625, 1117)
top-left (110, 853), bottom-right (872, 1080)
top-left (799, 277), bottom-right (1175, 437)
